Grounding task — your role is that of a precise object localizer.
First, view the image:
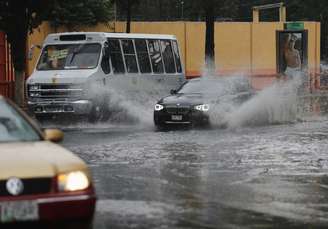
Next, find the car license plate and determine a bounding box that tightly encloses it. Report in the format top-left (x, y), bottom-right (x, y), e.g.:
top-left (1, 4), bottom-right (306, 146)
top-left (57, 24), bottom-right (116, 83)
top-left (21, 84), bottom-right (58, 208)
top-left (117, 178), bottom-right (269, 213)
top-left (171, 115), bottom-right (182, 121)
top-left (1, 201), bottom-right (39, 223)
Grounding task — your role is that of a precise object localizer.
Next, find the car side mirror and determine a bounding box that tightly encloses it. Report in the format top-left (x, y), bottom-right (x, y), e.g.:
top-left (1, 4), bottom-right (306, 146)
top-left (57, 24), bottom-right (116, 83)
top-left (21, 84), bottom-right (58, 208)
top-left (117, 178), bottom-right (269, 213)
top-left (170, 89), bottom-right (177, 95)
top-left (44, 129), bottom-right (64, 143)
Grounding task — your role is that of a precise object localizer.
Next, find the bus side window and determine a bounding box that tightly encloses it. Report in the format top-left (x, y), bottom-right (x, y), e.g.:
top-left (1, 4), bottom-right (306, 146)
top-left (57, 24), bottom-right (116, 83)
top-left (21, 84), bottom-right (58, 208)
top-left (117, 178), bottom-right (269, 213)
top-left (161, 40), bottom-right (176, 74)
top-left (135, 39), bottom-right (151, 73)
top-left (121, 39), bottom-right (138, 73)
top-left (172, 41), bottom-right (182, 73)
top-left (101, 42), bottom-right (111, 74)
top-left (148, 40), bottom-right (164, 74)
top-left (108, 39), bottom-right (125, 74)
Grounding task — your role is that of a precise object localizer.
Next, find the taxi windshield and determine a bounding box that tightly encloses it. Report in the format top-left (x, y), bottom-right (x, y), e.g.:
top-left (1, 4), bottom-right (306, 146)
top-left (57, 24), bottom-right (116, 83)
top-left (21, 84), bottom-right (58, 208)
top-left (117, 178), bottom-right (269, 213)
top-left (37, 43), bottom-right (101, 70)
top-left (0, 100), bottom-right (41, 142)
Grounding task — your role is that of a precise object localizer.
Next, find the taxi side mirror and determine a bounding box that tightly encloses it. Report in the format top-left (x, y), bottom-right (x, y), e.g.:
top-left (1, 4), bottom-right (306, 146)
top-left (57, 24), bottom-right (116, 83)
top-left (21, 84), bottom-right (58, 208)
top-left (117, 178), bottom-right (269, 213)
top-left (44, 129), bottom-right (64, 143)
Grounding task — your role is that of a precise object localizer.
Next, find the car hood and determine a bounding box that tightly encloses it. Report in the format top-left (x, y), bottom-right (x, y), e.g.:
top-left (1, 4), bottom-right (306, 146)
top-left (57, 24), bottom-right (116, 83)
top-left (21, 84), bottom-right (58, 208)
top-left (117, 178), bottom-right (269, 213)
top-left (0, 141), bottom-right (87, 179)
top-left (26, 69), bottom-right (97, 85)
top-left (159, 93), bottom-right (204, 106)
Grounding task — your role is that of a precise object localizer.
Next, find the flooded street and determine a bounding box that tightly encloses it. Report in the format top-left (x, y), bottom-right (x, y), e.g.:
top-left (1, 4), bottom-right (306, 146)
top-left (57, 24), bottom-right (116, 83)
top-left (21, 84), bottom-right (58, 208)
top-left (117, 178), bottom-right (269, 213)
top-left (59, 116), bottom-right (328, 228)
top-left (1, 2), bottom-right (327, 228)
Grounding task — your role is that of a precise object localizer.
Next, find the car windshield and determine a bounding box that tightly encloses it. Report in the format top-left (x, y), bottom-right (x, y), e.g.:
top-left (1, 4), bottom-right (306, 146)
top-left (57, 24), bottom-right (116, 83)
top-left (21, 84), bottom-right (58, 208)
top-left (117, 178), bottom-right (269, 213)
top-left (178, 80), bottom-right (215, 94)
top-left (177, 77), bottom-right (251, 96)
top-left (0, 100), bottom-right (41, 142)
top-left (37, 43), bottom-right (101, 70)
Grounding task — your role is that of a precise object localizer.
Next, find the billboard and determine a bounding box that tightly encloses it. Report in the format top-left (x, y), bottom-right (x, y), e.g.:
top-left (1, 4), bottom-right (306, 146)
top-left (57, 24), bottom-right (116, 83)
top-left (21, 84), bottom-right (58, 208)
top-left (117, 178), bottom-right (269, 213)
top-left (276, 30), bottom-right (308, 79)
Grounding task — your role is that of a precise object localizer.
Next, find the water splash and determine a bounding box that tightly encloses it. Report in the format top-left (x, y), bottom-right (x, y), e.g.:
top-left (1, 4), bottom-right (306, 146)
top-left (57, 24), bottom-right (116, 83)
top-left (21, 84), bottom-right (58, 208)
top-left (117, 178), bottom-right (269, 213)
top-left (226, 70), bottom-right (308, 128)
top-left (103, 77), bottom-right (170, 126)
top-left (198, 68), bottom-right (311, 128)
top-left (73, 69), bottom-right (312, 129)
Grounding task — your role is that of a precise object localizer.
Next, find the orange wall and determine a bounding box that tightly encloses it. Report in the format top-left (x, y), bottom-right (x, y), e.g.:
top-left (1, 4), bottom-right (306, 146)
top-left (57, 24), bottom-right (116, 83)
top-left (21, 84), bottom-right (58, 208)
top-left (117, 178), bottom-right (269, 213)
top-left (27, 21), bottom-right (321, 89)
top-left (185, 23), bottom-right (205, 77)
top-left (215, 22), bottom-right (252, 75)
top-left (251, 22), bottom-right (284, 75)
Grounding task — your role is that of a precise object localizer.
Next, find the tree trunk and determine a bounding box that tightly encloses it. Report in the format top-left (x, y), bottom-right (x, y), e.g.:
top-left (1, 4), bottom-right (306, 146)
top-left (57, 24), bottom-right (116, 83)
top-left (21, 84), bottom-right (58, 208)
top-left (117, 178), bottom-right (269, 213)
top-left (14, 70), bottom-right (25, 107)
top-left (7, 1), bottom-right (28, 106)
top-left (323, 18), bottom-right (328, 60)
top-left (126, 0), bottom-right (131, 33)
top-left (159, 0), bottom-right (162, 20)
top-left (205, 4), bottom-right (215, 72)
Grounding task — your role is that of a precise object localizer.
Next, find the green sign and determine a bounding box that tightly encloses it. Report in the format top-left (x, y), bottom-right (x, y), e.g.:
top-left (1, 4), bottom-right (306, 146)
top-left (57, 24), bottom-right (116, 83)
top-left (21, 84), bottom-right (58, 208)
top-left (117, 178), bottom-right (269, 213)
top-left (285, 22), bottom-right (304, 30)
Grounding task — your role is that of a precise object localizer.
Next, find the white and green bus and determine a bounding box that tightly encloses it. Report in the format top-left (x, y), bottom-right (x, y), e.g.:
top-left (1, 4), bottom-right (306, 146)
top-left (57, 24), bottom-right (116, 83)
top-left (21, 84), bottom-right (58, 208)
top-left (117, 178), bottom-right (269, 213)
top-left (26, 32), bottom-right (185, 121)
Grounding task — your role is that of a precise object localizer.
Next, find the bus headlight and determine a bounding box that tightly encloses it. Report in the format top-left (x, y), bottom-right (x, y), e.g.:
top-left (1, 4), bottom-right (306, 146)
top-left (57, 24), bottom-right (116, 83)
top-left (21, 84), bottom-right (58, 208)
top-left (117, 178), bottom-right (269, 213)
top-left (154, 104), bottom-right (164, 111)
top-left (194, 104), bottom-right (210, 112)
top-left (29, 85), bottom-right (40, 91)
top-left (29, 92), bottom-right (41, 97)
top-left (57, 171), bottom-right (90, 192)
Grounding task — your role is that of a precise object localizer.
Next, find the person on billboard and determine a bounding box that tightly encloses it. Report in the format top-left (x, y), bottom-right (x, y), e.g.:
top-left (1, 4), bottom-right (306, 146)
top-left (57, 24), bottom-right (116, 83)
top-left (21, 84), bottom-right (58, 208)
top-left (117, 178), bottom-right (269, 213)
top-left (283, 33), bottom-right (301, 80)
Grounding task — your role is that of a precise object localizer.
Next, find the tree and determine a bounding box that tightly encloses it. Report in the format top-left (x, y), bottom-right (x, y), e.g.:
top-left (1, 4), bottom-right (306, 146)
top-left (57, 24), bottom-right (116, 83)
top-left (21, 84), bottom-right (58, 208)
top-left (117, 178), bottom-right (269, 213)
top-left (182, 0), bottom-right (239, 71)
top-left (113, 0), bottom-right (141, 33)
top-left (0, 0), bottom-right (115, 105)
top-left (203, 0), bottom-right (216, 70)
top-left (0, 0), bottom-right (52, 106)
top-left (48, 0), bottom-right (113, 31)
top-left (286, 0), bottom-right (328, 59)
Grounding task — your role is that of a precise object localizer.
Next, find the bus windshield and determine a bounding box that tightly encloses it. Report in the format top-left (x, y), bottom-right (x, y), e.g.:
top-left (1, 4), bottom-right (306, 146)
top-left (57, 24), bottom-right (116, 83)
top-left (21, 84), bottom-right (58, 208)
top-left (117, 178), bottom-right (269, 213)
top-left (37, 43), bottom-right (101, 70)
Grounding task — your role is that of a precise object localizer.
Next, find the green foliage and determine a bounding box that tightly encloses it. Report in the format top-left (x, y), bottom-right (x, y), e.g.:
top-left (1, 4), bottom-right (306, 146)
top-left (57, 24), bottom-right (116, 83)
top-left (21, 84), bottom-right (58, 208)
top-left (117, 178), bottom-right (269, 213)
top-left (112, 0), bottom-right (141, 32)
top-left (0, 0), bottom-right (114, 71)
top-left (49, 0), bottom-right (113, 30)
top-left (114, 0), bottom-right (239, 21)
top-left (0, 0), bottom-right (52, 70)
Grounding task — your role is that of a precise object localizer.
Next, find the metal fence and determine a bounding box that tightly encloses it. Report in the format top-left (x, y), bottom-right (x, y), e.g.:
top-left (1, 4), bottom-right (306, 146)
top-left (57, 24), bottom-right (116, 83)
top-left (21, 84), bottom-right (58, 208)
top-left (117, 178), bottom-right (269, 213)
top-left (0, 31), bottom-right (15, 100)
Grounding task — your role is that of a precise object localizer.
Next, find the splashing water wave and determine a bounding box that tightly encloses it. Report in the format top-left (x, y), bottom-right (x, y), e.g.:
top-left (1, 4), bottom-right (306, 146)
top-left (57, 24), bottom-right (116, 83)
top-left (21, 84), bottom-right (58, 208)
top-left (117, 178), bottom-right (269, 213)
top-left (54, 69), bottom-right (312, 129)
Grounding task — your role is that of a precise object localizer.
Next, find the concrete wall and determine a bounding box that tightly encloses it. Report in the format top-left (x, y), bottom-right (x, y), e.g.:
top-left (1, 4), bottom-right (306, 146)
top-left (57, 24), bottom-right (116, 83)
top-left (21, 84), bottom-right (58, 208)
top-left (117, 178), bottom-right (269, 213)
top-left (27, 21), bottom-right (321, 90)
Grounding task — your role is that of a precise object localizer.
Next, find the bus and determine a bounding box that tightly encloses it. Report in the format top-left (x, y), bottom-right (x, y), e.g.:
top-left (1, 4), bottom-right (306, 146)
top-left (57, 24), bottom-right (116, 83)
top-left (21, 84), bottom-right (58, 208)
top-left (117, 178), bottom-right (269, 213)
top-left (26, 32), bottom-right (185, 122)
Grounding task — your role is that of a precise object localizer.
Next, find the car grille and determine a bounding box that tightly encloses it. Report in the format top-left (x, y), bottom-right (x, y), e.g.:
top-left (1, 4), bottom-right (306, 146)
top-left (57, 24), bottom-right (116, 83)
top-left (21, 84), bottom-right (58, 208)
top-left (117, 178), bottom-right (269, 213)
top-left (165, 106), bottom-right (191, 115)
top-left (0, 178), bottom-right (52, 197)
top-left (29, 84), bottom-right (83, 99)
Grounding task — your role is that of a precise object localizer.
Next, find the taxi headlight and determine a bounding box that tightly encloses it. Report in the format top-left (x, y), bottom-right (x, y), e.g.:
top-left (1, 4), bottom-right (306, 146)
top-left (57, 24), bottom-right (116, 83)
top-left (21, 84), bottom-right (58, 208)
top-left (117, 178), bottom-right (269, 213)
top-left (194, 104), bottom-right (210, 112)
top-left (57, 171), bottom-right (90, 192)
top-left (154, 104), bottom-right (164, 111)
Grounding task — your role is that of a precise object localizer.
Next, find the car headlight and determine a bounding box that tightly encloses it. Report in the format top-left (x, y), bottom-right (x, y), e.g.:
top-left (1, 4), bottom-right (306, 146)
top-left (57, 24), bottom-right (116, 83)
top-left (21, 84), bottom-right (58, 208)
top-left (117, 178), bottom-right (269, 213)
top-left (194, 104), bottom-right (210, 112)
top-left (29, 85), bottom-right (40, 91)
top-left (57, 171), bottom-right (90, 192)
top-left (154, 104), bottom-right (164, 111)
top-left (29, 92), bottom-right (41, 97)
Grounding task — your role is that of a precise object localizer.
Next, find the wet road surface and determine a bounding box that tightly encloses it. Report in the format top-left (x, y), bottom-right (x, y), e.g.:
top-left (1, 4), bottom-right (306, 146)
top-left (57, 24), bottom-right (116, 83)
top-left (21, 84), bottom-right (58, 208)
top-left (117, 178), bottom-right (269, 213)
top-left (58, 117), bottom-right (328, 229)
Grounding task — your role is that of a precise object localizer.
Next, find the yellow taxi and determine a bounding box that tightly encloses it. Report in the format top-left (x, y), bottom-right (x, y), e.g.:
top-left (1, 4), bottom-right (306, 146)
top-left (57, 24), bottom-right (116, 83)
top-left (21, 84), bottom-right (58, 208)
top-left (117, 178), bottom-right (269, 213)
top-left (0, 96), bottom-right (96, 228)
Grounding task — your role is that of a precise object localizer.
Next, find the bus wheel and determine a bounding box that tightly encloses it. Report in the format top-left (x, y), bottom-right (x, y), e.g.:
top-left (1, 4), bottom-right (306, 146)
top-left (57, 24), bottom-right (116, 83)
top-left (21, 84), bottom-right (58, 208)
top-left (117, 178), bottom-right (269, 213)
top-left (88, 99), bottom-right (110, 123)
top-left (88, 103), bottom-right (102, 123)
